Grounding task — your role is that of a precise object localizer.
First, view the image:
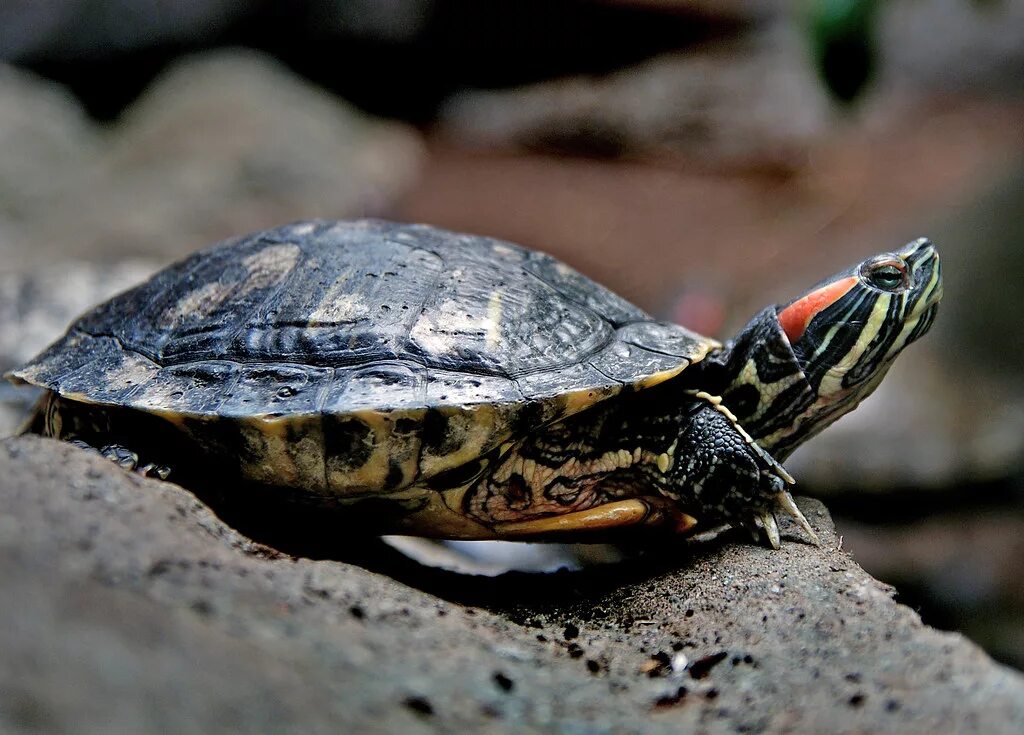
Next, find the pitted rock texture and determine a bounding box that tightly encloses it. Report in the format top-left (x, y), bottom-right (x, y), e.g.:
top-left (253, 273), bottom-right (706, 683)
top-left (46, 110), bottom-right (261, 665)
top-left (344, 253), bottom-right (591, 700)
top-left (1, 435), bottom-right (1022, 734)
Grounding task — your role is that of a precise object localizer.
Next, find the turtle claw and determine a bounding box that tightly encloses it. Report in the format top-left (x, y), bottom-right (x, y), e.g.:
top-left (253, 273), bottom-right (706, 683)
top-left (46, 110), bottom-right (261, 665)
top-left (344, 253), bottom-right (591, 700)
top-left (100, 444), bottom-right (140, 470)
top-left (775, 491), bottom-right (820, 546)
top-left (759, 511), bottom-right (781, 550)
top-left (137, 463), bottom-right (172, 480)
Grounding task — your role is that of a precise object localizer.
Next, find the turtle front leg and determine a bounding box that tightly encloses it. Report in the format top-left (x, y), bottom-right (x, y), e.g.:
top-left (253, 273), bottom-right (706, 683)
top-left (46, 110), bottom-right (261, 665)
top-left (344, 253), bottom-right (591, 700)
top-left (34, 393), bottom-right (171, 479)
top-left (664, 392), bottom-right (819, 548)
top-left (460, 389), bottom-right (818, 546)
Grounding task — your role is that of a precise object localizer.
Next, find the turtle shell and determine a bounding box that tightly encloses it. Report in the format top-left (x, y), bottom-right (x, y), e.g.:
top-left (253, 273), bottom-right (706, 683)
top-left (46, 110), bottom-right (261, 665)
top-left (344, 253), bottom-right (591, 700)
top-left (11, 220), bottom-right (715, 497)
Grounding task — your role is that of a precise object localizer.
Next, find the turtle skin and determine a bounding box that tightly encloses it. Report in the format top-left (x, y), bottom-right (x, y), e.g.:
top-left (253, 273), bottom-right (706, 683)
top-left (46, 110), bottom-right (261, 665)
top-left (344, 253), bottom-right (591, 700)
top-left (11, 220), bottom-right (730, 538)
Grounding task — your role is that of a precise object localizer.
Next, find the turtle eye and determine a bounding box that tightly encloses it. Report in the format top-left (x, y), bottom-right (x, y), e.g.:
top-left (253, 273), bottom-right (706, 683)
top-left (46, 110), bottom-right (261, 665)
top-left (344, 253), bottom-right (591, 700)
top-left (863, 259), bottom-right (907, 292)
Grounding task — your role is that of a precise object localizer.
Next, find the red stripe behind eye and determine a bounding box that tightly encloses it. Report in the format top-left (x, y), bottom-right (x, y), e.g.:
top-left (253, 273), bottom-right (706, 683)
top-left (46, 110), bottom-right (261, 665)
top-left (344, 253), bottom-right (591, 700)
top-left (778, 276), bottom-right (858, 343)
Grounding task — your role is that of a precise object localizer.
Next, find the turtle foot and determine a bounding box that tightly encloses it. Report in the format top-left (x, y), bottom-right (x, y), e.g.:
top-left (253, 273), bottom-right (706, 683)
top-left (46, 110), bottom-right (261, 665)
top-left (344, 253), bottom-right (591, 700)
top-left (774, 490), bottom-right (820, 546)
top-left (69, 438), bottom-right (171, 480)
top-left (740, 492), bottom-right (819, 550)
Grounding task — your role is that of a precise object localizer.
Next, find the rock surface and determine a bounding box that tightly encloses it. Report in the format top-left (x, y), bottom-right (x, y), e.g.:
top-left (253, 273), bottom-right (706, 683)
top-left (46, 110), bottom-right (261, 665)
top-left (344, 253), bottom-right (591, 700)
top-left (841, 513), bottom-right (1024, 671)
top-left (439, 34), bottom-right (830, 168)
top-left (2, 435), bottom-right (1022, 734)
top-left (0, 64), bottom-right (98, 224)
top-left (0, 51), bottom-right (425, 268)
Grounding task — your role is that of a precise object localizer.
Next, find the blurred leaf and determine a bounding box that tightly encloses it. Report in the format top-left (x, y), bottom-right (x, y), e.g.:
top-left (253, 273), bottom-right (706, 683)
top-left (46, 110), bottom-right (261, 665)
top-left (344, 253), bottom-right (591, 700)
top-left (803, 0), bottom-right (879, 104)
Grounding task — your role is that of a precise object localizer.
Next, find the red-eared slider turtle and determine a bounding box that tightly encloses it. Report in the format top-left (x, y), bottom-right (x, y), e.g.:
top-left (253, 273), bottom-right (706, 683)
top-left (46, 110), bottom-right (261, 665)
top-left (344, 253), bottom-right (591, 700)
top-left (8, 221), bottom-right (942, 547)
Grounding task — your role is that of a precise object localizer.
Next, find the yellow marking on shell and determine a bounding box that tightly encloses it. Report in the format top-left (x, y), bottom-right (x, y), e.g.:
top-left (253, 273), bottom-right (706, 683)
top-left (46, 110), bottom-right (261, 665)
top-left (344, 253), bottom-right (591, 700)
top-left (159, 244), bottom-right (299, 328)
top-left (239, 243), bottom-right (300, 294)
top-left (486, 291), bottom-right (503, 349)
top-left (309, 268), bottom-right (373, 325)
top-left (159, 281), bottom-right (229, 327)
top-left (238, 418), bottom-right (299, 489)
top-left (635, 362), bottom-right (688, 390)
top-left (631, 337), bottom-right (716, 392)
top-left (560, 384), bottom-right (621, 417)
top-left (409, 298), bottom-right (497, 355)
top-left (657, 453), bottom-right (671, 474)
top-left (325, 411), bottom-right (391, 493)
top-left (492, 243), bottom-right (517, 258)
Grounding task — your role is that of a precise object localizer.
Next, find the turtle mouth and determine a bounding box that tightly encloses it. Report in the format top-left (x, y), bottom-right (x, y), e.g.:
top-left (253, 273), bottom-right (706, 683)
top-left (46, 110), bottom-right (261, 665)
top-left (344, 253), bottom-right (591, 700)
top-left (906, 239), bottom-right (942, 309)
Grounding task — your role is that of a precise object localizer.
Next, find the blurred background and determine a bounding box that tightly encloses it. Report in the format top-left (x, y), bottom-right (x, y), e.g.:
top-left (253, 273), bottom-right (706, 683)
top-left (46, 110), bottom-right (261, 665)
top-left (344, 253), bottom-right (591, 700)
top-left (0, 0), bottom-right (1021, 668)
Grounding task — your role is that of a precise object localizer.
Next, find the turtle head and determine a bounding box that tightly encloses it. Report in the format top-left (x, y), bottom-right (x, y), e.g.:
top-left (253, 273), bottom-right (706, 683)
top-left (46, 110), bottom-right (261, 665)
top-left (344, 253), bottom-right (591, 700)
top-left (778, 237), bottom-right (941, 399)
top-left (706, 238), bottom-right (942, 459)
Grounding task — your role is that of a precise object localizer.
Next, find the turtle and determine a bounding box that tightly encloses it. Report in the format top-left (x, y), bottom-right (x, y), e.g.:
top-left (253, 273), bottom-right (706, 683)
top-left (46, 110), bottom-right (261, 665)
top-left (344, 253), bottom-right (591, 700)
top-left (7, 220), bottom-right (942, 548)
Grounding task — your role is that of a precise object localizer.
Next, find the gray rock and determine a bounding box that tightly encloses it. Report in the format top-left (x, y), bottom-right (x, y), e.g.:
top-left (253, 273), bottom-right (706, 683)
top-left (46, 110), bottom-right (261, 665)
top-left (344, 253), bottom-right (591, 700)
top-left (0, 64), bottom-right (98, 223)
top-left (1, 435), bottom-right (1022, 734)
top-left (3, 50), bottom-right (425, 267)
top-left (878, 0), bottom-right (1024, 94)
top-left (437, 2), bottom-right (1024, 167)
top-left (841, 512), bottom-right (1024, 671)
top-left (439, 33), bottom-right (831, 168)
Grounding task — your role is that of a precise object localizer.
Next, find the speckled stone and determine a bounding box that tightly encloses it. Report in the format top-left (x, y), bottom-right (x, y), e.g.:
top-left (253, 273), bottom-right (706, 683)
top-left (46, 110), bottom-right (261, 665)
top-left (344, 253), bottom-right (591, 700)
top-left (1, 435), bottom-right (1022, 734)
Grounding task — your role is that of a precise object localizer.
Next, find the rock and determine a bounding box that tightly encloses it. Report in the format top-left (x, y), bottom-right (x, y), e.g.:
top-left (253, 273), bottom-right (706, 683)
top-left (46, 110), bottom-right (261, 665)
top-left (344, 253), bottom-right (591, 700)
top-left (840, 512), bottom-right (1024, 671)
top-left (0, 63), bottom-right (98, 223)
top-left (3, 50), bottom-right (425, 267)
top-left (439, 32), bottom-right (830, 168)
top-left (878, 1), bottom-right (1024, 94)
top-left (2, 435), bottom-right (1022, 733)
top-left (437, 1), bottom-right (1024, 166)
